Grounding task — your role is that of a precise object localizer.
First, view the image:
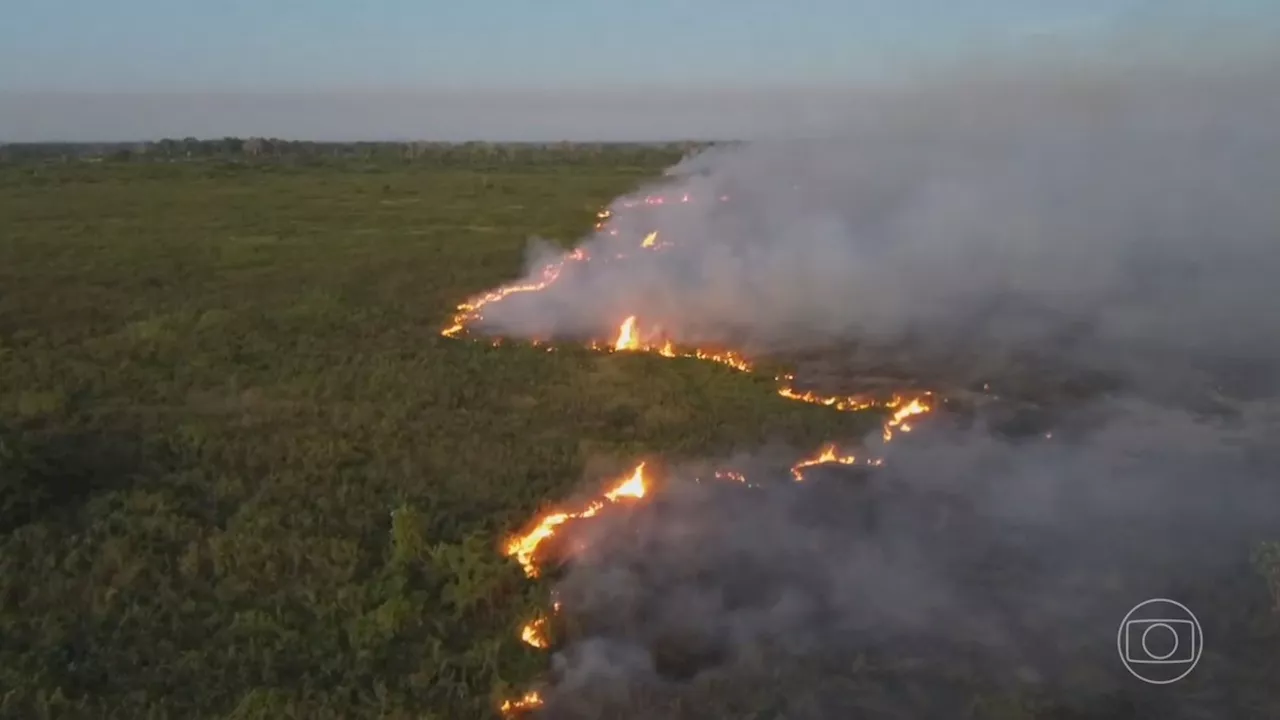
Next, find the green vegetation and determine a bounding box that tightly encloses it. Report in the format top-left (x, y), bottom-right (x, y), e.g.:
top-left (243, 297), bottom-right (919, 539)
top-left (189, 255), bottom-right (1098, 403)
top-left (1, 148), bottom-right (1276, 719)
top-left (0, 150), bottom-right (869, 719)
top-left (0, 138), bottom-right (722, 167)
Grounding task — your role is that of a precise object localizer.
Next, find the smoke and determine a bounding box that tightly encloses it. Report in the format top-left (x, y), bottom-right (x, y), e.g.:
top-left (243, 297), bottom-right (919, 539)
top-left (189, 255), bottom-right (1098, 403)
top-left (476, 50), bottom-right (1280, 401)
top-left (539, 399), bottom-right (1280, 718)
top-left (470, 43), bottom-right (1280, 718)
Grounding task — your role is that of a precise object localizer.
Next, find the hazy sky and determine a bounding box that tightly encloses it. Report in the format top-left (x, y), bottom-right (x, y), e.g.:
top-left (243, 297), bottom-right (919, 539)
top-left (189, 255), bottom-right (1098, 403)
top-left (2, 0), bottom-right (1277, 141)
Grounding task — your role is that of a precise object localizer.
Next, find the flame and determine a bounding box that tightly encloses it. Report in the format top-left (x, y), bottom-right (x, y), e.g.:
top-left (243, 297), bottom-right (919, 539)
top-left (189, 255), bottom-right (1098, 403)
top-left (602, 316), bottom-right (752, 372)
top-left (500, 690), bottom-right (543, 716)
top-left (715, 470), bottom-right (747, 483)
top-left (442, 194), bottom-right (720, 339)
top-left (457, 194), bottom-right (942, 713)
top-left (521, 617), bottom-right (550, 649)
top-left (776, 383), bottom-right (878, 412)
top-left (777, 377), bottom-right (933, 444)
top-left (445, 202), bottom-right (936, 493)
top-left (503, 463), bottom-right (648, 578)
top-left (441, 248), bottom-right (589, 338)
top-left (604, 463), bottom-right (648, 501)
top-left (882, 395), bottom-right (932, 441)
top-left (686, 347), bottom-right (752, 372)
top-left (790, 443), bottom-right (864, 481)
top-left (616, 192), bottom-right (725, 208)
top-left (613, 315), bottom-right (640, 350)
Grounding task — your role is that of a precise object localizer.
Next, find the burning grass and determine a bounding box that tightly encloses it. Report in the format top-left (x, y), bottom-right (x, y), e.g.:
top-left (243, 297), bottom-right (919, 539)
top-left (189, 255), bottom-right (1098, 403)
top-left (439, 172), bottom-right (1280, 720)
top-left (2, 150), bottom-right (1277, 720)
top-left (0, 152), bottom-right (892, 720)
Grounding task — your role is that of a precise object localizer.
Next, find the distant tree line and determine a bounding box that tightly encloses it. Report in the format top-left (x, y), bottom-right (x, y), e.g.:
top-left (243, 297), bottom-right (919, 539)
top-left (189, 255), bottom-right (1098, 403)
top-left (0, 138), bottom-right (733, 166)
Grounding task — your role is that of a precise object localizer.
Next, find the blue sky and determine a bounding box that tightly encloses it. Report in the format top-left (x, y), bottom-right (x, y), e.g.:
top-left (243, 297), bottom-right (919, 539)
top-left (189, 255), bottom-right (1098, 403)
top-left (2, 1), bottom-right (1277, 140)
top-left (5, 0), bottom-right (1275, 92)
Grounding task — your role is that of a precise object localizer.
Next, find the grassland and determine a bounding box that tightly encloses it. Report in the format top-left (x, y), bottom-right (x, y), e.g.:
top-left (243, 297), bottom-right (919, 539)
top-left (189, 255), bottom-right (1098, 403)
top-left (2, 152), bottom-right (1278, 719)
top-left (0, 154), bottom-right (880, 719)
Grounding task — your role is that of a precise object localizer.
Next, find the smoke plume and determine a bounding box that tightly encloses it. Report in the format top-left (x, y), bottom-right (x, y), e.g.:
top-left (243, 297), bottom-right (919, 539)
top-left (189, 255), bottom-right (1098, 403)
top-left (540, 399), bottom-right (1280, 718)
top-left (476, 44), bottom-right (1280, 719)
top-left (477, 52), bottom-right (1280, 402)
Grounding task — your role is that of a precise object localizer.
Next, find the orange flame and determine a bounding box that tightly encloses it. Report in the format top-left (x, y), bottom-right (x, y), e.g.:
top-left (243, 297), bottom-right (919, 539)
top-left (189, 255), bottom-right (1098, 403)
top-left (461, 196), bottom-right (941, 713)
top-left (613, 315), bottom-right (640, 351)
top-left (776, 383), bottom-right (878, 412)
top-left (882, 395), bottom-right (932, 441)
top-left (715, 470), bottom-right (747, 483)
top-left (442, 195), bottom-right (721, 339)
top-left (500, 690), bottom-right (544, 716)
top-left (602, 315), bottom-right (752, 372)
top-left (790, 443), bottom-right (865, 481)
top-left (521, 617), bottom-right (550, 649)
top-left (604, 463), bottom-right (647, 501)
top-left (441, 248), bottom-right (589, 338)
top-left (503, 463), bottom-right (648, 578)
top-left (777, 376), bottom-right (933, 445)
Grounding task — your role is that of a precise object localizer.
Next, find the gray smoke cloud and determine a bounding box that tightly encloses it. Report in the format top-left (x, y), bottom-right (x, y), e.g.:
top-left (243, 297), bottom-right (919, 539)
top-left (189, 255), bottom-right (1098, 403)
top-left (476, 45), bottom-right (1280, 719)
top-left (475, 51), bottom-right (1280, 403)
top-left (538, 398), bottom-right (1280, 718)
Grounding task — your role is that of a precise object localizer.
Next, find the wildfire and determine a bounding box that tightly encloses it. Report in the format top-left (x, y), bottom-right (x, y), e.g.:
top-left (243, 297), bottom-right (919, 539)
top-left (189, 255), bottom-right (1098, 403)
top-left (441, 247), bottom-right (588, 338)
top-left (790, 443), bottom-right (868, 481)
top-left (443, 194), bottom-right (723, 339)
top-left (521, 617), bottom-right (550, 649)
top-left (715, 470), bottom-right (747, 483)
top-left (448, 197), bottom-right (941, 711)
top-left (776, 382), bottom-right (878, 412)
top-left (500, 690), bottom-right (543, 716)
top-left (604, 463), bottom-right (647, 501)
top-left (503, 462), bottom-right (648, 578)
top-left (602, 315), bottom-right (752, 372)
top-left (619, 194), bottom-right (678, 208)
top-left (616, 192), bottom-right (726, 208)
top-left (776, 375), bottom-right (933, 445)
top-left (613, 315), bottom-right (640, 350)
top-left (882, 395), bottom-right (932, 441)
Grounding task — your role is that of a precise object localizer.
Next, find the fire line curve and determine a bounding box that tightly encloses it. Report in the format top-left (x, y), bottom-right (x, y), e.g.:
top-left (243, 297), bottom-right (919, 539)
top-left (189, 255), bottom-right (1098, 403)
top-left (439, 192), bottom-right (935, 717)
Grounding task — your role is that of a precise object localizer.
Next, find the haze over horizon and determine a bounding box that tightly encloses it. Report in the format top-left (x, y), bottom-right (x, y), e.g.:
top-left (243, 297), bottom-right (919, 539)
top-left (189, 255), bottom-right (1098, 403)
top-left (3, 0), bottom-right (1278, 142)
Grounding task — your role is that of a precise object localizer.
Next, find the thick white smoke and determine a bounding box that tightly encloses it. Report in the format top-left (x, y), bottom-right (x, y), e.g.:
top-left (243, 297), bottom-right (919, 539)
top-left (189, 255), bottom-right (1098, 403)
top-left (539, 399), bottom-right (1280, 718)
top-left (476, 54), bottom-right (1280, 400)
top-left (475, 45), bottom-right (1280, 720)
